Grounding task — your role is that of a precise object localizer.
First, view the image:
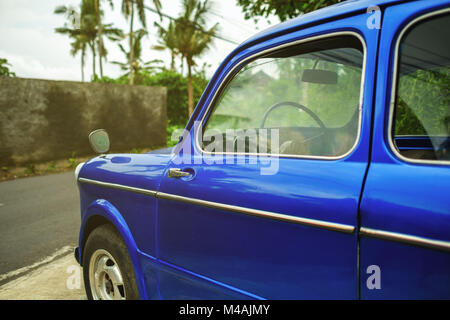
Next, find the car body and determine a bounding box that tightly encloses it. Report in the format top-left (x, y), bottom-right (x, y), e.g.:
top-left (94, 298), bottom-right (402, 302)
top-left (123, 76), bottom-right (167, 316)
top-left (75, 0), bottom-right (450, 300)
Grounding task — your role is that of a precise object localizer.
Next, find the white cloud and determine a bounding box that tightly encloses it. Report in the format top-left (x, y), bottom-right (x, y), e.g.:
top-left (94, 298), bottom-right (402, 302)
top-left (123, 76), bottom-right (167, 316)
top-left (0, 49), bottom-right (79, 81)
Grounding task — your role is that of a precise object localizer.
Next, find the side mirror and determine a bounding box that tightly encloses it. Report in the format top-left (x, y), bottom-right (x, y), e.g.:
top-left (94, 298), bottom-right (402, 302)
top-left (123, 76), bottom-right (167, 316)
top-left (89, 129), bottom-right (110, 154)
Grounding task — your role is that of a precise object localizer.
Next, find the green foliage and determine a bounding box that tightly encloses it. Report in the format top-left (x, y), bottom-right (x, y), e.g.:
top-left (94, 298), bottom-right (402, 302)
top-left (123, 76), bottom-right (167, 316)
top-left (92, 74), bottom-right (129, 84)
top-left (25, 164), bottom-right (36, 175)
top-left (67, 151), bottom-right (79, 168)
top-left (145, 70), bottom-right (208, 126)
top-left (0, 58), bottom-right (15, 77)
top-left (166, 123), bottom-right (186, 147)
top-left (395, 68), bottom-right (450, 136)
top-left (46, 161), bottom-right (57, 172)
top-left (144, 70), bottom-right (190, 125)
top-left (236, 0), bottom-right (342, 22)
top-left (94, 69), bottom-right (209, 127)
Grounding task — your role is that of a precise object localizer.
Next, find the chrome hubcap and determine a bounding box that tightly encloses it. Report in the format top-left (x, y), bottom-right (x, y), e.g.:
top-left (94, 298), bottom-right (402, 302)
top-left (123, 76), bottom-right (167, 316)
top-left (89, 249), bottom-right (126, 300)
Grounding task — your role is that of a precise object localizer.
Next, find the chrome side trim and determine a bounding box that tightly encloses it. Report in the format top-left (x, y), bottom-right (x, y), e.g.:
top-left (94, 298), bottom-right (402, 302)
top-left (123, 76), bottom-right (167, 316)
top-left (156, 191), bottom-right (355, 234)
top-left (194, 31), bottom-right (367, 161)
top-left (78, 177), bottom-right (355, 234)
top-left (78, 177), bottom-right (158, 197)
top-left (77, 178), bottom-right (450, 250)
top-left (360, 227), bottom-right (450, 252)
top-left (387, 8), bottom-right (450, 166)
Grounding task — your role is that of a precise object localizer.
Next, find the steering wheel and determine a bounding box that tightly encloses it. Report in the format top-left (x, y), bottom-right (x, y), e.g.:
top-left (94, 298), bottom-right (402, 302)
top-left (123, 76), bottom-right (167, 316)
top-left (259, 101), bottom-right (331, 155)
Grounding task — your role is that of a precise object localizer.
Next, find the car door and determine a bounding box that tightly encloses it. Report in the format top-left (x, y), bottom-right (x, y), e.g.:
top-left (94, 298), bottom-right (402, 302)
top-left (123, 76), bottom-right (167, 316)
top-left (156, 12), bottom-right (379, 299)
top-left (360, 0), bottom-right (450, 299)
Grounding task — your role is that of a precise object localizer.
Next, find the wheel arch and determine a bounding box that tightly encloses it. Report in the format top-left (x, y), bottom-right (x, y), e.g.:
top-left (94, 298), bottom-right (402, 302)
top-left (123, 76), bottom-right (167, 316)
top-left (78, 199), bottom-right (148, 299)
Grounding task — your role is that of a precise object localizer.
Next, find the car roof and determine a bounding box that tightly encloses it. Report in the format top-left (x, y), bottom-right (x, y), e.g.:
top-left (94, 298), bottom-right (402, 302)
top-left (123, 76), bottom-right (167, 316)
top-left (240, 0), bottom-right (405, 48)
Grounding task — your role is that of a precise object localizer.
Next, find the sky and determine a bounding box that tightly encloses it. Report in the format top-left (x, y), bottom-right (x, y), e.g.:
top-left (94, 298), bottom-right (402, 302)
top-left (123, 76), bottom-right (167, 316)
top-left (0, 0), bottom-right (278, 81)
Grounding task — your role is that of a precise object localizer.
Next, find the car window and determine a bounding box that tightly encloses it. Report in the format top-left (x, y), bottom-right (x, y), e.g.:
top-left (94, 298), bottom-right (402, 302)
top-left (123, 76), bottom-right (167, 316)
top-left (201, 35), bottom-right (364, 158)
top-left (392, 13), bottom-right (450, 162)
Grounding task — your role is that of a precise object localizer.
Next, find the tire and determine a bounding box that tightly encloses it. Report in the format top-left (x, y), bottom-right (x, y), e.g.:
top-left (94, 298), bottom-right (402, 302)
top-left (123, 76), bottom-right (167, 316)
top-left (83, 224), bottom-right (140, 300)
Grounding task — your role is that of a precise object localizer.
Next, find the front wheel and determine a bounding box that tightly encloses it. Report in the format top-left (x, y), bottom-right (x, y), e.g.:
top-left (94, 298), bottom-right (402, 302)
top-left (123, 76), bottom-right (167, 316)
top-left (83, 224), bottom-right (139, 300)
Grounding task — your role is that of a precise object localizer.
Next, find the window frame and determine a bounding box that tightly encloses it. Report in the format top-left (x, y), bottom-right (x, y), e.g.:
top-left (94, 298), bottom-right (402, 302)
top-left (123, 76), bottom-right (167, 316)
top-left (387, 8), bottom-right (450, 166)
top-left (195, 31), bottom-right (367, 161)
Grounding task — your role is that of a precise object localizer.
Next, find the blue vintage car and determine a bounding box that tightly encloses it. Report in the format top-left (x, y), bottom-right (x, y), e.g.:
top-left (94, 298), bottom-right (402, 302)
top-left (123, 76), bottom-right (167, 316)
top-left (74, 0), bottom-right (450, 300)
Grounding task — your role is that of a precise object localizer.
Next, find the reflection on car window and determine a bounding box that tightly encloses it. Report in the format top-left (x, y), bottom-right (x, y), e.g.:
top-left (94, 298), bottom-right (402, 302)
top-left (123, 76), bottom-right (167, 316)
top-left (202, 35), bottom-right (364, 157)
top-left (393, 14), bottom-right (450, 162)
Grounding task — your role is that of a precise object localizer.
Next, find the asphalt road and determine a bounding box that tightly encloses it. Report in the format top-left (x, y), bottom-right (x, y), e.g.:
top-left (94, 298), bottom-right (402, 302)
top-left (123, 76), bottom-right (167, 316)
top-left (0, 171), bottom-right (81, 279)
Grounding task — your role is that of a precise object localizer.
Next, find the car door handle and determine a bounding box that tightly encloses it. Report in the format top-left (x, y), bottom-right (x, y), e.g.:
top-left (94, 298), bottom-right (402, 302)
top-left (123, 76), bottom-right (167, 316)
top-left (168, 168), bottom-right (191, 178)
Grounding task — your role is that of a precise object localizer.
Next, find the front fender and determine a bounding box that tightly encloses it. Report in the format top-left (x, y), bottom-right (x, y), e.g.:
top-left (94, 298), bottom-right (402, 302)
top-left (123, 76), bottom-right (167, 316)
top-left (78, 199), bottom-right (148, 300)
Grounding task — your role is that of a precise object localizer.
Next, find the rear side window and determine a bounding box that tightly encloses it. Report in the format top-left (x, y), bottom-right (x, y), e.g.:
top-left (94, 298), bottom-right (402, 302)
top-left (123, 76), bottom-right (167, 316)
top-left (392, 13), bottom-right (450, 162)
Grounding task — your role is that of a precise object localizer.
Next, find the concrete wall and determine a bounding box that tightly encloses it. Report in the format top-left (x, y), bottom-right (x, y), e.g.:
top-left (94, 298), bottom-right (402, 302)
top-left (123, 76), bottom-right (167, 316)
top-left (0, 77), bottom-right (166, 165)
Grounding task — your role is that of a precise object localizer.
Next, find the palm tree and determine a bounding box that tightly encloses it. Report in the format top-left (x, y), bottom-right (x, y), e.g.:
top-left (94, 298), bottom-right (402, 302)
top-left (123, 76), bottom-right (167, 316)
top-left (55, 1), bottom-right (122, 80)
top-left (80, 0), bottom-right (101, 79)
top-left (94, 0), bottom-right (114, 77)
top-left (112, 29), bottom-right (163, 82)
top-left (93, 23), bottom-right (123, 79)
top-left (55, 2), bottom-right (98, 78)
top-left (176, 0), bottom-right (218, 115)
top-left (70, 35), bottom-right (88, 81)
top-left (153, 21), bottom-right (181, 72)
top-left (54, 5), bottom-right (87, 81)
top-left (121, 0), bottom-right (162, 84)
